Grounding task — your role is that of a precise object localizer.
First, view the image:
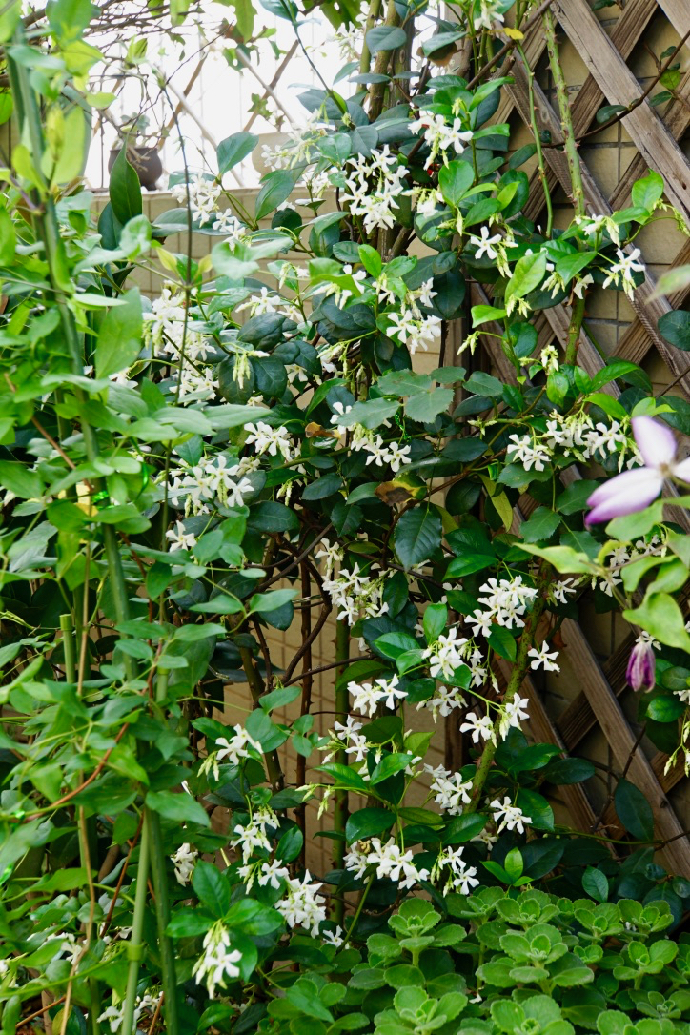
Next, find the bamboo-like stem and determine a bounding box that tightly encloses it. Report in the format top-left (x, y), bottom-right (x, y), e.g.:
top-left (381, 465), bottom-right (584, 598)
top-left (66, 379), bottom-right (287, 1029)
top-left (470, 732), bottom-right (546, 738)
top-left (542, 9), bottom-right (586, 365)
top-left (147, 669), bottom-right (179, 1035)
top-left (368, 0), bottom-right (399, 121)
top-left (359, 0), bottom-right (382, 75)
top-left (120, 817), bottom-right (152, 1035)
top-left (332, 618), bottom-right (350, 926)
top-left (517, 44), bottom-right (554, 237)
top-left (467, 571), bottom-right (548, 811)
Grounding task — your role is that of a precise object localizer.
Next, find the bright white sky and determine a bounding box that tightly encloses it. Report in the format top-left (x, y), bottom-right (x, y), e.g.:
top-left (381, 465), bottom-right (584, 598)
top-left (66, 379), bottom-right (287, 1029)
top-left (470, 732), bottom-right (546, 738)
top-left (86, 6), bottom-right (344, 190)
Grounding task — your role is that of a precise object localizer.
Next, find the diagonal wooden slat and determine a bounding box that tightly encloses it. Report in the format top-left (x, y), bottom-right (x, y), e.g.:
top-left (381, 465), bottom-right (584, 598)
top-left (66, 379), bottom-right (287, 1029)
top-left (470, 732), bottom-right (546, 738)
top-left (617, 239), bottom-right (690, 368)
top-left (608, 70), bottom-right (690, 211)
top-left (654, 0), bottom-right (690, 37)
top-left (522, 0), bottom-right (659, 223)
top-left (495, 657), bottom-right (611, 845)
top-left (559, 620), bottom-right (690, 876)
top-left (553, 0), bottom-right (690, 219)
top-left (506, 50), bottom-right (690, 396)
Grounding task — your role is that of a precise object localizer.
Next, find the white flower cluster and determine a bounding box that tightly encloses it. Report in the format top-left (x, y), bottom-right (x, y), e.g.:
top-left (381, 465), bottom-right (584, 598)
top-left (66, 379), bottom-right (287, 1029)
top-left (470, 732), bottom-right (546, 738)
top-left (508, 413), bottom-right (640, 475)
top-left (417, 682), bottom-right (467, 720)
top-left (348, 674), bottom-right (407, 717)
top-left (167, 453), bottom-right (254, 517)
top-left (528, 643), bottom-right (560, 672)
top-left (409, 112), bottom-right (473, 171)
top-left (261, 111), bottom-right (328, 171)
top-left (388, 308), bottom-right (442, 356)
top-left (341, 147), bottom-right (410, 234)
top-left (238, 858), bottom-right (290, 892)
top-left (171, 174), bottom-right (243, 236)
top-left (192, 922), bottom-right (242, 999)
top-left (171, 842), bottom-right (197, 885)
top-left (345, 838), bottom-right (430, 889)
top-left (244, 421), bottom-right (297, 462)
top-left (99, 993), bottom-right (161, 1033)
top-left (275, 870), bottom-right (328, 936)
top-left (592, 534), bottom-right (667, 597)
top-left (602, 248), bottom-right (645, 300)
top-left (145, 285), bottom-right (220, 405)
top-left (230, 806), bottom-right (278, 864)
top-left (432, 845), bottom-right (479, 896)
top-left (468, 576), bottom-right (538, 638)
top-left (422, 628), bottom-right (469, 681)
top-left (490, 796), bottom-right (532, 834)
top-left (425, 762), bottom-right (473, 816)
top-left (317, 540), bottom-right (391, 626)
top-left (339, 412), bottom-right (413, 471)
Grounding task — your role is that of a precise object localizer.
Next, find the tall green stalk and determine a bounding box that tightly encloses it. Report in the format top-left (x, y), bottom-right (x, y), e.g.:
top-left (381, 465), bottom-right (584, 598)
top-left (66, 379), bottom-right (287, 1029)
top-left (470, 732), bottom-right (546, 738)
top-left (9, 28), bottom-right (176, 1035)
top-left (147, 670), bottom-right (179, 1035)
top-left (332, 618), bottom-right (350, 926)
top-left (120, 818), bottom-right (152, 1035)
top-left (542, 10), bottom-right (586, 365)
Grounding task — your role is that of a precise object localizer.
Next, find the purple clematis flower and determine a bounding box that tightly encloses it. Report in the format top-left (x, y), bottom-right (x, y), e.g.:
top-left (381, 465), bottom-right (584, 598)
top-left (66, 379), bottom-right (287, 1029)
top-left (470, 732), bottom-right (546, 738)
top-left (626, 635), bottom-right (656, 692)
top-left (585, 416), bottom-right (690, 525)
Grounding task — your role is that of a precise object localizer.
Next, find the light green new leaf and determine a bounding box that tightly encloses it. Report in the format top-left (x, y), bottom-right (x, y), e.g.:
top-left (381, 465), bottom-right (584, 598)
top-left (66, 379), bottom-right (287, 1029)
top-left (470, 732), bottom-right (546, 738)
top-left (623, 592), bottom-right (690, 652)
top-left (95, 287), bottom-right (143, 378)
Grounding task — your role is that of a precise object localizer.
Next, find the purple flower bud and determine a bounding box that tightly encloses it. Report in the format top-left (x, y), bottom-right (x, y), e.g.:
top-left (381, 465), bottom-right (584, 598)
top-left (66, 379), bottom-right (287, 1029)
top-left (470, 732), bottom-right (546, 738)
top-left (626, 637), bottom-right (656, 692)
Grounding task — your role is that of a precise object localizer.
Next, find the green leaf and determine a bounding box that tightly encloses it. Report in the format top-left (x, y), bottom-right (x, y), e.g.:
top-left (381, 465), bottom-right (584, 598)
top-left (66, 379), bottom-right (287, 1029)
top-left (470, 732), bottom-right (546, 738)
top-left (463, 372), bottom-right (503, 397)
top-left (302, 474), bottom-right (343, 500)
top-left (556, 480), bottom-right (599, 516)
top-left (358, 244), bottom-right (382, 277)
top-left (0, 205), bottom-right (16, 265)
top-left (109, 146), bottom-right (142, 226)
top-left (313, 763), bottom-right (369, 792)
top-left (147, 790), bottom-right (210, 827)
top-left (488, 625), bottom-right (517, 661)
top-left (345, 807), bottom-right (394, 843)
top-left (658, 309), bottom-right (690, 351)
top-left (516, 789), bottom-right (554, 831)
top-left (217, 131), bottom-right (257, 174)
top-left (193, 859), bottom-right (231, 916)
top-left (255, 170), bottom-right (298, 222)
top-left (615, 779), bottom-right (654, 842)
top-left (49, 0), bottom-right (92, 42)
top-left (623, 592), bottom-right (690, 653)
top-left (582, 866), bottom-right (609, 902)
top-left (631, 170), bottom-right (664, 212)
top-left (276, 826), bottom-right (303, 863)
top-left (335, 398), bottom-right (400, 430)
top-left (366, 25), bottom-right (407, 51)
top-left (506, 251), bottom-right (547, 302)
top-left (423, 603), bottom-right (447, 644)
top-left (395, 507), bottom-right (442, 569)
top-left (520, 507), bottom-right (560, 543)
top-left (442, 814), bottom-right (487, 844)
top-left (0, 461), bottom-right (42, 499)
top-left (471, 304), bottom-right (506, 327)
top-left (646, 695), bottom-right (685, 722)
top-left (405, 388), bottom-right (454, 423)
top-left (438, 160), bottom-right (475, 207)
top-left (250, 589), bottom-right (297, 614)
top-left (591, 360), bottom-right (643, 391)
top-left (95, 287), bottom-right (143, 378)
top-left (370, 752), bottom-right (414, 784)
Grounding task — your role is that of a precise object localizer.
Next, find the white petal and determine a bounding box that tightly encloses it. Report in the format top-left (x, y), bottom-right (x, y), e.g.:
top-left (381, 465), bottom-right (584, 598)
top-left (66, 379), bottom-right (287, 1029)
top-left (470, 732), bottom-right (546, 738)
top-left (586, 468), bottom-right (662, 524)
top-left (631, 416), bottom-right (676, 468)
top-left (672, 456), bottom-right (690, 483)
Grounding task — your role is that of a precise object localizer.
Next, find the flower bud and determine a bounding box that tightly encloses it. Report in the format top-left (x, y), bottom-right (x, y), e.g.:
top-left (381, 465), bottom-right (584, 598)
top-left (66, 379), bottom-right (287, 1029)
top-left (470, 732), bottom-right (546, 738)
top-left (626, 636), bottom-right (656, 692)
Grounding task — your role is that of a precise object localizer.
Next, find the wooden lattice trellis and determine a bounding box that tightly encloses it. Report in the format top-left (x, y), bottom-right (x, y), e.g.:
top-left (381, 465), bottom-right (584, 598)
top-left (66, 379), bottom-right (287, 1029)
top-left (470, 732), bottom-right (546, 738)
top-left (467, 0), bottom-right (690, 876)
